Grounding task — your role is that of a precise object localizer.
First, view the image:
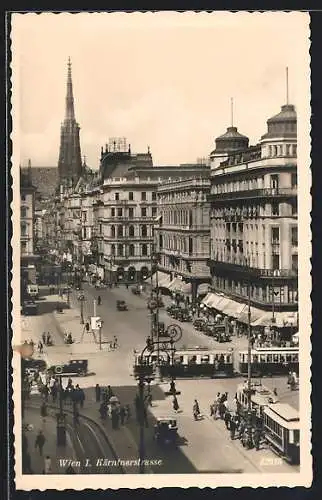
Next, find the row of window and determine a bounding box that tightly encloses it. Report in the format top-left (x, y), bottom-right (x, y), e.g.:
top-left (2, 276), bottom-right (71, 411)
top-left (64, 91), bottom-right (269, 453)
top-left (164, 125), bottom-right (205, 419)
top-left (213, 173), bottom-right (297, 195)
top-left (113, 191), bottom-right (156, 201)
top-left (212, 225), bottom-right (298, 246)
top-left (212, 277), bottom-right (298, 303)
top-left (109, 243), bottom-right (150, 257)
top-left (109, 224), bottom-right (151, 238)
top-left (212, 201), bottom-right (298, 219)
top-left (109, 207), bottom-right (157, 218)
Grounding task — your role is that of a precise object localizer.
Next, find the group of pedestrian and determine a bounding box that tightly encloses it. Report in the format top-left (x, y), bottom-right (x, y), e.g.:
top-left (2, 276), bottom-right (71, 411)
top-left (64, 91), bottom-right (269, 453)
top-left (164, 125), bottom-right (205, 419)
top-left (42, 332), bottom-right (53, 346)
top-left (209, 392), bottom-right (263, 450)
top-left (63, 332), bottom-right (74, 344)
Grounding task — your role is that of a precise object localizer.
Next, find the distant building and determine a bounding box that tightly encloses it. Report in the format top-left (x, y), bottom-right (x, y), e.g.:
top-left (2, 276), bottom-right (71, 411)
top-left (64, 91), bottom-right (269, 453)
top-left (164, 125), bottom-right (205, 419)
top-left (155, 174), bottom-right (211, 302)
top-left (20, 163), bottom-right (38, 284)
top-left (207, 103), bottom-right (298, 338)
top-left (20, 166), bottom-right (58, 200)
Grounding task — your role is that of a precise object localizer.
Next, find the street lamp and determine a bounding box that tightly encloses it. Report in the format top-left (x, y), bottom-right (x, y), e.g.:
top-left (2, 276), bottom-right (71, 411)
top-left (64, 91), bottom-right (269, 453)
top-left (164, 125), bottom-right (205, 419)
top-left (56, 374), bottom-right (67, 446)
top-left (77, 292), bottom-right (86, 325)
top-left (135, 336), bottom-right (178, 474)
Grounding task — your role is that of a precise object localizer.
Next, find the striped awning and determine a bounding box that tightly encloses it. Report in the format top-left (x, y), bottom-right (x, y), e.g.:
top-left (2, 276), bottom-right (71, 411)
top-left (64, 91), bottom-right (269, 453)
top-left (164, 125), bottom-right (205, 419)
top-left (238, 306), bottom-right (265, 325)
top-left (201, 292), bottom-right (226, 309)
top-left (222, 300), bottom-right (247, 319)
top-left (169, 278), bottom-right (191, 295)
top-left (252, 311), bottom-right (298, 328)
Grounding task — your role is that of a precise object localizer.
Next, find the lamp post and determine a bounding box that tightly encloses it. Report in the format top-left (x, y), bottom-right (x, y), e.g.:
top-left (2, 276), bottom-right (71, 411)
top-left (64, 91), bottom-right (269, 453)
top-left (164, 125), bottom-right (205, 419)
top-left (56, 374), bottom-right (66, 446)
top-left (77, 292), bottom-right (85, 325)
top-left (135, 335), bottom-right (179, 473)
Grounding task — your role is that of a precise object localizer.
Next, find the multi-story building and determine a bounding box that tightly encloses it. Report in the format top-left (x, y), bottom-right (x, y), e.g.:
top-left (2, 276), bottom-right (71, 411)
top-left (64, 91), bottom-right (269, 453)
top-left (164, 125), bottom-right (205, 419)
top-left (155, 174), bottom-right (211, 301)
top-left (207, 103), bottom-right (298, 336)
top-left (20, 163), bottom-right (38, 284)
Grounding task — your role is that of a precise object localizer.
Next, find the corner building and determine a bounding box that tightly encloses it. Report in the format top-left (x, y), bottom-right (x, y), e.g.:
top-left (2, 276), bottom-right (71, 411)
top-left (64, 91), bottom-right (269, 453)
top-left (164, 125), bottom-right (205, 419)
top-left (207, 104), bottom-right (298, 337)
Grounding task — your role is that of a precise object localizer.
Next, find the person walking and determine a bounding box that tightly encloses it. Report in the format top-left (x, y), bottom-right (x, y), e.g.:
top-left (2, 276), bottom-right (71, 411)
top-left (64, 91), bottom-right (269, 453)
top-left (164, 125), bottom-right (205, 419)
top-left (172, 395), bottom-right (179, 413)
top-left (95, 384), bottom-right (101, 402)
top-left (97, 295), bottom-right (101, 306)
top-left (253, 427), bottom-right (261, 451)
top-left (44, 456), bottom-right (52, 474)
top-left (113, 336), bottom-right (118, 349)
top-left (99, 402), bottom-right (107, 420)
top-left (230, 417), bottom-right (237, 440)
top-left (34, 431), bottom-right (46, 456)
top-left (107, 385), bottom-right (113, 400)
top-left (42, 332), bottom-right (46, 345)
top-left (193, 399), bottom-right (200, 421)
top-left (224, 410), bottom-right (231, 430)
top-left (38, 341), bottom-right (43, 355)
top-left (40, 401), bottom-right (47, 419)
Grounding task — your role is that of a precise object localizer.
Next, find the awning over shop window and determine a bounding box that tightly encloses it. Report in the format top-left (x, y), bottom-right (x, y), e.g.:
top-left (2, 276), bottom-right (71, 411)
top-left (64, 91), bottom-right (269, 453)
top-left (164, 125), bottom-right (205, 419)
top-left (156, 272), bottom-right (172, 288)
top-left (169, 278), bottom-right (191, 295)
top-left (252, 311), bottom-right (298, 328)
top-left (222, 300), bottom-right (247, 319)
top-left (201, 292), bottom-right (225, 309)
top-left (198, 283), bottom-right (210, 295)
top-left (238, 306), bottom-right (264, 325)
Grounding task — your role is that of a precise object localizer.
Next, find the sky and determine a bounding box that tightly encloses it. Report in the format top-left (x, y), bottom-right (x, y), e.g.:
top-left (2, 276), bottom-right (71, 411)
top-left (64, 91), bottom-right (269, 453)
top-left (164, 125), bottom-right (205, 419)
top-left (12, 11), bottom-right (310, 169)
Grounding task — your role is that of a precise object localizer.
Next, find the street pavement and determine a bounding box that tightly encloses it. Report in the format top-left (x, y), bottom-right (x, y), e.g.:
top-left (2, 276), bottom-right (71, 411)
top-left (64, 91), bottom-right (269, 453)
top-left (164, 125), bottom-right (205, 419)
top-left (20, 285), bottom-right (299, 474)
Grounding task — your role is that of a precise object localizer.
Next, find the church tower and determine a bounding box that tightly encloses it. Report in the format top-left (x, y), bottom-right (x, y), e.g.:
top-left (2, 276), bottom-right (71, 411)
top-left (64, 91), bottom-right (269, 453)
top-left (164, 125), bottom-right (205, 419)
top-left (58, 58), bottom-right (83, 185)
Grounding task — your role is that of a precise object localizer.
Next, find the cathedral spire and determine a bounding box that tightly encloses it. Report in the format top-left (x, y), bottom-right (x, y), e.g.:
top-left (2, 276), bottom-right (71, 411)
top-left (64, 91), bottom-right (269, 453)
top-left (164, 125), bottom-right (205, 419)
top-left (65, 57), bottom-right (75, 121)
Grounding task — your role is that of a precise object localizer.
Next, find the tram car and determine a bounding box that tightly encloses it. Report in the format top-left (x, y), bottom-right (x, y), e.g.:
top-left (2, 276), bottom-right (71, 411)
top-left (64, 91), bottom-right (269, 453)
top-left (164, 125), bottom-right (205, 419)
top-left (263, 403), bottom-right (300, 465)
top-left (236, 381), bottom-right (279, 421)
top-left (133, 347), bottom-right (234, 379)
top-left (239, 347), bottom-right (299, 377)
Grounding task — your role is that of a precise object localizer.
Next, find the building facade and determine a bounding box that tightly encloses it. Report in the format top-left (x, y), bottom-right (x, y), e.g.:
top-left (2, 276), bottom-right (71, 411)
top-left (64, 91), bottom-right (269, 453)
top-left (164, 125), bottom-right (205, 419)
top-left (207, 103), bottom-right (298, 334)
top-left (155, 175), bottom-right (211, 301)
top-left (20, 164), bottom-right (38, 284)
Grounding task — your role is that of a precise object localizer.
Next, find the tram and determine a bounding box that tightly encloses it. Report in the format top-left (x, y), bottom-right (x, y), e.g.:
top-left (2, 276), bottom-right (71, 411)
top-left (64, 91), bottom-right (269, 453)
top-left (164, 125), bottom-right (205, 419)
top-left (263, 403), bottom-right (300, 465)
top-left (133, 347), bottom-right (234, 379)
top-left (239, 347), bottom-right (299, 377)
top-left (236, 381), bottom-right (279, 420)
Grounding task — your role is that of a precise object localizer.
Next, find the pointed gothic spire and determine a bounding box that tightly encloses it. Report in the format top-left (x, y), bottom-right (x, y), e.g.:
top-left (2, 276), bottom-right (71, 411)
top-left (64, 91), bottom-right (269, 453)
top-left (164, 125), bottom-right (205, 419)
top-left (65, 57), bottom-right (75, 121)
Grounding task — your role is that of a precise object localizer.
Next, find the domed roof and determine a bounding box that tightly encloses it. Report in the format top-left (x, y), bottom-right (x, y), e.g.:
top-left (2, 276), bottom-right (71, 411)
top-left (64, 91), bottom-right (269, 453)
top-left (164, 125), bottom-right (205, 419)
top-left (210, 126), bottom-right (249, 156)
top-left (267, 104), bottom-right (296, 123)
top-left (261, 104), bottom-right (297, 140)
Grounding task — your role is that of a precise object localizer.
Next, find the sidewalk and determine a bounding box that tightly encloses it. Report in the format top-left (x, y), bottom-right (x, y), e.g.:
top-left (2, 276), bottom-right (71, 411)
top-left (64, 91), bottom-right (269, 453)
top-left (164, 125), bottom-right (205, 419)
top-left (22, 405), bottom-right (77, 474)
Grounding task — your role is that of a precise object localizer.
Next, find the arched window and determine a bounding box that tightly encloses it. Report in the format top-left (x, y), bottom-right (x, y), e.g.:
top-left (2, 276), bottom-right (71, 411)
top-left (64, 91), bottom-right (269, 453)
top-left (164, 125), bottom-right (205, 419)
top-left (129, 244), bottom-right (135, 256)
top-left (111, 225), bottom-right (115, 238)
top-left (117, 225), bottom-right (123, 238)
top-left (118, 244), bottom-right (123, 256)
top-left (129, 225), bottom-right (135, 237)
top-left (142, 244), bottom-right (148, 256)
top-left (141, 225), bottom-right (147, 237)
top-left (111, 244), bottom-right (115, 255)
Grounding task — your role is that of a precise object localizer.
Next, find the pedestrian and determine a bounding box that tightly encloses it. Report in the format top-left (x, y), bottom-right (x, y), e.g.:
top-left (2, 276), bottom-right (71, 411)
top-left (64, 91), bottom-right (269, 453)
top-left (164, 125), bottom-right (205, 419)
top-left (34, 430), bottom-right (46, 456)
top-left (219, 402), bottom-right (226, 420)
top-left (40, 401), bottom-right (47, 418)
top-left (224, 411), bottom-right (231, 430)
top-left (273, 387), bottom-right (278, 397)
top-left (42, 385), bottom-right (49, 402)
top-left (79, 389), bottom-right (85, 408)
top-left (38, 341), bottom-right (43, 354)
top-left (113, 336), bottom-right (118, 349)
top-left (99, 402), bottom-right (107, 420)
top-left (253, 427), bottom-right (261, 450)
top-left (193, 399), bottom-right (200, 421)
top-left (172, 395), bottom-right (179, 413)
top-left (44, 456), bottom-right (52, 474)
top-left (230, 417), bottom-right (237, 440)
top-left (107, 385), bottom-right (113, 400)
top-left (125, 404), bottom-right (131, 422)
top-left (85, 321), bottom-right (90, 333)
top-left (95, 384), bottom-right (101, 402)
top-left (111, 408), bottom-right (119, 429)
top-left (120, 405), bottom-right (126, 425)
top-left (170, 379), bottom-right (176, 395)
top-left (42, 332), bottom-right (46, 344)
top-left (51, 385), bottom-right (57, 403)
top-left (238, 418), bottom-right (246, 440)
top-left (97, 295), bottom-right (101, 306)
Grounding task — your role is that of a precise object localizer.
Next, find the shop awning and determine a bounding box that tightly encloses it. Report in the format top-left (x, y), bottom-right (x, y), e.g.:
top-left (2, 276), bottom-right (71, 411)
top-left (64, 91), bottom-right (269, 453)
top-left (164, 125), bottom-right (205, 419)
top-left (156, 272), bottom-right (172, 288)
top-left (169, 278), bottom-right (191, 294)
top-left (238, 306), bottom-right (264, 325)
top-left (201, 292), bottom-right (226, 309)
top-left (222, 300), bottom-right (248, 319)
top-left (252, 311), bottom-right (298, 328)
top-left (198, 283), bottom-right (210, 295)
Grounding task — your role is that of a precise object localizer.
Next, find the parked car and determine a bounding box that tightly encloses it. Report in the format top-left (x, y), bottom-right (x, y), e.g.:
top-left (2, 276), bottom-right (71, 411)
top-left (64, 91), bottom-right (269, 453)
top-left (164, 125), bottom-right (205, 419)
top-left (116, 300), bottom-right (128, 311)
top-left (22, 300), bottom-right (39, 315)
top-left (193, 318), bottom-right (207, 331)
top-left (48, 359), bottom-right (88, 377)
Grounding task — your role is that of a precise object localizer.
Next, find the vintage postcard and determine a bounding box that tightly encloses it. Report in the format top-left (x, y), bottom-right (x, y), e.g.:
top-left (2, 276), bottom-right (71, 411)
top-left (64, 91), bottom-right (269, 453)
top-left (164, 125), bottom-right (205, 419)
top-left (10, 11), bottom-right (312, 489)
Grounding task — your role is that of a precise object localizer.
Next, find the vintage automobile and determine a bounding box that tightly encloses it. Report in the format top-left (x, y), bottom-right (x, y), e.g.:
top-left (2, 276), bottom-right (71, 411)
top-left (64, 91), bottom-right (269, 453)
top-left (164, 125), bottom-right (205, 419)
top-left (131, 286), bottom-right (141, 295)
top-left (153, 417), bottom-right (178, 446)
top-left (116, 300), bottom-right (128, 311)
top-left (22, 300), bottom-right (39, 316)
top-left (176, 309), bottom-right (193, 322)
top-left (23, 358), bottom-right (47, 374)
top-left (48, 359), bottom-right (89, 377)
top-left (193, 318), bottom-right (207, 331)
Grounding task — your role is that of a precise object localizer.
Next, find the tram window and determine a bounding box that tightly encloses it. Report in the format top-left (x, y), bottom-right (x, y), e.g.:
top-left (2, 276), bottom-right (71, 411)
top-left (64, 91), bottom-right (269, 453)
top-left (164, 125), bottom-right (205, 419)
top-left (214, 354), bottom-right (219, 361)
top-left (227, 355), bottom-right (231, 363)
top-left (174, 355), bottom-right (183, 365)
top-left (188, 355), bottom-right (197, 364)
top-left (292, 354), bottom-right (298, 362)
top-left (260, 355), bottom-right (266, 363)
top-left (280, 356), bottom-right (285, 363)
top-left (253, 355), bottom-right (259, 363)
top-left (219, 354), bottom-right (224, 362)
top-left (201, 355), bottom-right (210, 364)
top-left (273, 354), bottom-right (279, 363)
top-left (267, 354), bottom-right (272, 363)
top-left (286, 354), bottom-right (292, 362)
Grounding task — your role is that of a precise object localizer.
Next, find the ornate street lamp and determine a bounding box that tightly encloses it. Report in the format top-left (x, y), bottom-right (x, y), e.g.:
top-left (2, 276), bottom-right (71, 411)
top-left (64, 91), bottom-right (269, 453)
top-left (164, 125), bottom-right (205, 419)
top-left (134, 332), bottom-right (181, 473)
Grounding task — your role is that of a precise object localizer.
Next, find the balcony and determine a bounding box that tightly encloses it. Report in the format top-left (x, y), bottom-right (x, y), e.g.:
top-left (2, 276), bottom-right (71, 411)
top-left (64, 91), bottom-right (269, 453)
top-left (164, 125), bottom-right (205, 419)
top-left (207, 259), bottom-right (298, 279)
top-left (208, 187), bottom-right (297, 204)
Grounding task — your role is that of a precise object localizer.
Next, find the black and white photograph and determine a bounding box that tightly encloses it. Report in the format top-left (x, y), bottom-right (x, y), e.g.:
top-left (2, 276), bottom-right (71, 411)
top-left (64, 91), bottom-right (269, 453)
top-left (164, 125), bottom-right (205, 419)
top-left (10, 11), bottom-right (311, 489)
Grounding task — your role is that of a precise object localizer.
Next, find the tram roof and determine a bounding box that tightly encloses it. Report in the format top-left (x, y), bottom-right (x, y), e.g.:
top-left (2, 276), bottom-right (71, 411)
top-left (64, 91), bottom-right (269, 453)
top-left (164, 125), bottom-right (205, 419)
top-left (239, 347), bottom-right (299, 354)
top-left (264, 403), bottom-right (300, 428)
